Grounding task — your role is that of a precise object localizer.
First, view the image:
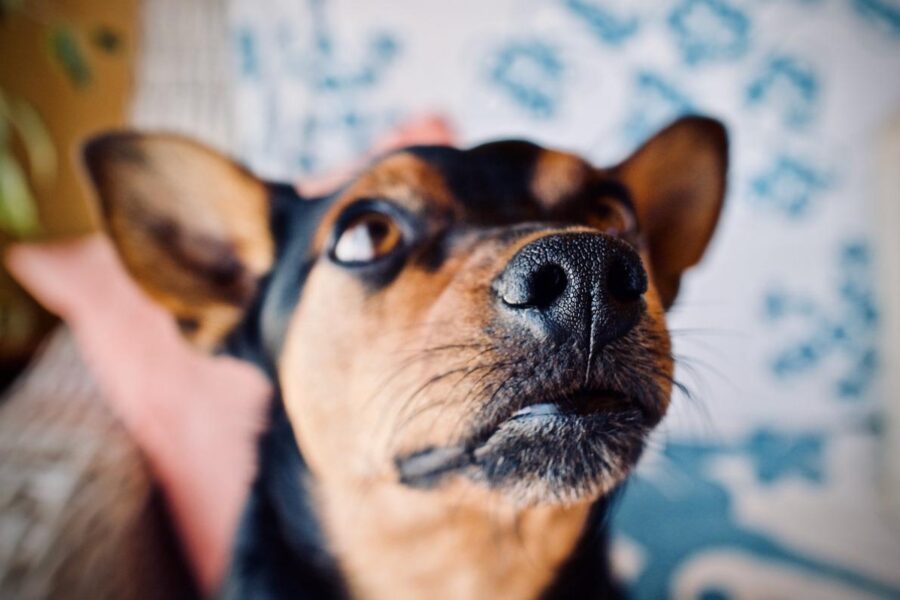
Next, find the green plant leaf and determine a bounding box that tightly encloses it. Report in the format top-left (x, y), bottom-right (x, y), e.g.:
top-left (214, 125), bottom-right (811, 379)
top-left (0, 93), bottom-right (9, 148)
top-left (0, 150), bottom-right (40, 237)
top-left (50, 27), bottom-right (92, 88)
top-left (8, 97), bottom-right (56, 187)
top-left (92, 25), bottom-right (123, 54)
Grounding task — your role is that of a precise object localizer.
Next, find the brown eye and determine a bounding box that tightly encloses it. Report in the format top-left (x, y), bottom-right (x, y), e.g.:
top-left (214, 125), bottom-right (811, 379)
top-left (333, 211), bottom-right (403, 264)
top-left (590, 196), bottom-right (636, 236)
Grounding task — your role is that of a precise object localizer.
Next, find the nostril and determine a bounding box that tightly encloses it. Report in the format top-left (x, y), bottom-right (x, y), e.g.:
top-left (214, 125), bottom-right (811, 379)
top-left (607, 254), bottom-right (648, 303)
top-left (499, 262), bottom-right (568, 309)
top-left (530, 263), bottom-right (567, 309)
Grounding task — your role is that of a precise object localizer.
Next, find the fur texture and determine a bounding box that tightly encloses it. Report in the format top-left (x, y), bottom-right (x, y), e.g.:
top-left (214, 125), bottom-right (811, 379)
top-left (82, 116), bottom-right (728, 599)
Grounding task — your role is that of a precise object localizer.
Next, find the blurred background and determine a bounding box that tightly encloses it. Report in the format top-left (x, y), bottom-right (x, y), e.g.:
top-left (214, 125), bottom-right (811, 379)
top-left (1, 0), bottom-right (900, 598)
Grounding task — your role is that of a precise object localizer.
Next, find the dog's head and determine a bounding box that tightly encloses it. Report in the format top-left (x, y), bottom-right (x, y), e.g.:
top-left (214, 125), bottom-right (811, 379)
top-left (83, 117), bottom-right (726, 506)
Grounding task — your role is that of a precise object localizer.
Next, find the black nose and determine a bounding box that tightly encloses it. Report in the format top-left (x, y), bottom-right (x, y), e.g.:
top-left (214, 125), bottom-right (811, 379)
top-left (494, 233), bottom-right (647, 347)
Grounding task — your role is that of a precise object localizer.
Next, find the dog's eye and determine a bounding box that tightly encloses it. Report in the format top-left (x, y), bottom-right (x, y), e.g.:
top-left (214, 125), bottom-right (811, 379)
top-left (590, 196), bottom-right (636, 236)
top-left (333, 211), bottom-right (403, 264)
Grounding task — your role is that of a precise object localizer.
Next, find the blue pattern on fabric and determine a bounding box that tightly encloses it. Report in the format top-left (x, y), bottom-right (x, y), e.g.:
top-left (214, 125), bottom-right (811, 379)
top-left (749, 155), bottom-right (831, 218)
top-left (764, 241), bottom-right (879, 400)
top-left (746, 56), bottom-right (820, 129)
top-left (488, 40), bottom-right (565, 119)
top-left (668, 0), bottom-right (751, 65)
top-left (229, 0), bottom-right (900, 595)
top-left (562, 0), bottom-right (641, 46)
top-left (623, 71), bottom-right (694, 143)
top-left (853, 0), bottom-right (900, 38)
top-left (614, 433), bottom-right (900, 599)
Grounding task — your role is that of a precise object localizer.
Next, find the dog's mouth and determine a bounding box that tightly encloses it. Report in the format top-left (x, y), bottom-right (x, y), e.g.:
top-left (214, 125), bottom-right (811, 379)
top-left (395, 387), bottom-right (655, 503)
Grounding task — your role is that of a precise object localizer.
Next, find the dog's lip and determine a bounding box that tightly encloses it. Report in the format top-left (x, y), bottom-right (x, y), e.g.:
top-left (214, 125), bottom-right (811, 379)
top-left (396, 388), bottom-right (634, 485)
top-left (510, 402), bottom-right (561, 419)
top-left (512, 390), bottom-right (632, 419)
top-left (462, 388), bottom-right (635, 450)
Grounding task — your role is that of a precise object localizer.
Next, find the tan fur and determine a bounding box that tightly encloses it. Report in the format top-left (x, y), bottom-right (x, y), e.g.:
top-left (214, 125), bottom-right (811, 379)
top-left (86, 120), bottom-right (727, 598)
top-left (613, 117), bottom-right (727, 306)
top-left (317, 480), bottom-right (590, 600)
top-left (279, 212), bottom-right (595, 598)
top-left (279, 215), bottom-right (661, 599)
top-left (84, 133), bottom-right (274, 349)
top-left (313, 153), bottom-right (458, 253)
top-left (530, 149), bottom-right (591, 208)
top-left (274, 146), bottom-right (688, 597)
top-left (280, 270), bottom-right (592, 599)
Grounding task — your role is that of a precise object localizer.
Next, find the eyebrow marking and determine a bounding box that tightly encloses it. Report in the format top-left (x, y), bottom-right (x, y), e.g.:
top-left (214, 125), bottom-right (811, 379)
top-left (530, 149), bottom-right (592, 208)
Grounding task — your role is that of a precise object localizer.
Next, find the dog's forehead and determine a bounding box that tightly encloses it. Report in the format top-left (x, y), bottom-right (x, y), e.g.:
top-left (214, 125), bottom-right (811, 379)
top-left (344, 140), bottom-right (596, 221)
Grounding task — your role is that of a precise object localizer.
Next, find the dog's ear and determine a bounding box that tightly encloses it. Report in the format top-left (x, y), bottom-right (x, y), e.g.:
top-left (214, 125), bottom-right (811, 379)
top-left (613, 116), bottom-right (727, 308)
top-left (82, 132), bottom-right (275, 350)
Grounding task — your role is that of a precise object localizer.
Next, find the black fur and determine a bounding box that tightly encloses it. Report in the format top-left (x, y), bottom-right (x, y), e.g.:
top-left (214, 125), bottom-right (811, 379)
top-left (541, 496), bottom-right (624, 599)
top-left (220, 403), bottom-right (348, 599)
top-left (219, 149), bottom-right (630, 599)
top-left (220, 183), bottom-right (348, 599)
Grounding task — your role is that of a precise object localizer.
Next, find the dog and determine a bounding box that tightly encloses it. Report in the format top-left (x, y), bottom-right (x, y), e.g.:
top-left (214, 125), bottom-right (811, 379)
top-left (82, 115), bottom-right (727, 599)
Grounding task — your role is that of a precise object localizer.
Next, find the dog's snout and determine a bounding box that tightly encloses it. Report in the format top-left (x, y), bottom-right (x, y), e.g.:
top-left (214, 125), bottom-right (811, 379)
top-left (495, 232), bottom-right (647, 347)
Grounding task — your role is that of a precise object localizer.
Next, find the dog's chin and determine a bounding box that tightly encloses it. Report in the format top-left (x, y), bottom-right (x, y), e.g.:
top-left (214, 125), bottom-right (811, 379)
top-left (471, 405), bottom-right (651, 505)
top-left (396, 393), bottom-right (654, 506)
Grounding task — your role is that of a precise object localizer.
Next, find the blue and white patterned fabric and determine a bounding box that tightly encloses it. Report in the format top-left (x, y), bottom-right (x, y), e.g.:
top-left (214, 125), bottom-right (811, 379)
top-left (227, 1), bottom-right (900, 597)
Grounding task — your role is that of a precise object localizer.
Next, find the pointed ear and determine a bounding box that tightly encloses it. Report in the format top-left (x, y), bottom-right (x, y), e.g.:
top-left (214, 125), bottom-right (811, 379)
top-left (613, 116), bottom-right (728, 308)
top-left (82, 132), bottom-right (275, 350)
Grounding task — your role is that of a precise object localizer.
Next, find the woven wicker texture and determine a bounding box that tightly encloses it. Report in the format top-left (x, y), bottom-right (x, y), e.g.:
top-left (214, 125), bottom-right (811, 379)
top-left (0, 329), bottom-right (195, 599)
